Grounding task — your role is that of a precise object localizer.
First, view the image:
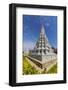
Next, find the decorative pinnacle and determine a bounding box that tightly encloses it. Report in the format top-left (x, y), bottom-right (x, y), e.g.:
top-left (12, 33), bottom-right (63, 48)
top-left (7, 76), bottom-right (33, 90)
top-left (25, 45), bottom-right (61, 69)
top-left (40, 24), bottom-right (45, 35)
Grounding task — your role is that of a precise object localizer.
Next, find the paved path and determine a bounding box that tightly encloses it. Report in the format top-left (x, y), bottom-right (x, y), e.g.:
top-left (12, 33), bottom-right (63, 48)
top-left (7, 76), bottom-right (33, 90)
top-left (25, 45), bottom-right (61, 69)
top-left (43, 59), bottom-right (57, 71)
top-left (25, 57), bottom-right (43, 73)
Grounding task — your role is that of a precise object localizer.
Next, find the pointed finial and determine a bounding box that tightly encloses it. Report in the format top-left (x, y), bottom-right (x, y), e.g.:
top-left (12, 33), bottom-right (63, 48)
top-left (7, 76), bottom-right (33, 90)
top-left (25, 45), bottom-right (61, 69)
top-left (40, 24), bottom-right (45, 35)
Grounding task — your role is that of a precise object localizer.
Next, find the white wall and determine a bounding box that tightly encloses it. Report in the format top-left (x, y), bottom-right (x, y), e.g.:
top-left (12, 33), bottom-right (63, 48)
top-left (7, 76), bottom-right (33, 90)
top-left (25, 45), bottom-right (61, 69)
top-left (0, 0), bottom-right (68, 89)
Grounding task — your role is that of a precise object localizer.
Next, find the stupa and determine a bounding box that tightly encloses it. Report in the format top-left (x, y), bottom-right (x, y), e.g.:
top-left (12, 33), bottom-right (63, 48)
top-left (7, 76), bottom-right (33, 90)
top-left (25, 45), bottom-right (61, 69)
top-left (29, 25), bottom-right (57, 69)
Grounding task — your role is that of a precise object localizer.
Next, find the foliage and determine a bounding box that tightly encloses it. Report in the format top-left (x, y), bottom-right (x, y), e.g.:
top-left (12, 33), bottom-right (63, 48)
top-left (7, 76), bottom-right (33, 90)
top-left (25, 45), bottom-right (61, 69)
top-left (23, 56), bottom-right (39, 75)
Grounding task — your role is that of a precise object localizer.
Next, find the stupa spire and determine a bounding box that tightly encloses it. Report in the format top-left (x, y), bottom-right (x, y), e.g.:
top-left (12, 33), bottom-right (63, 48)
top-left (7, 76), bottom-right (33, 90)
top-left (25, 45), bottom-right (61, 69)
top-left (40, 24), bottom-right (45, 35)
top-left (40, 25), bottom-right (48, 40)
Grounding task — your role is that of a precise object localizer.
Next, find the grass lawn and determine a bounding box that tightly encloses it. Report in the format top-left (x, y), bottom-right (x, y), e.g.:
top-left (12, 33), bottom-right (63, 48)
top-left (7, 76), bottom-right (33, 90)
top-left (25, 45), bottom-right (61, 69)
top-left (47, 64), bottom-right (57, 74)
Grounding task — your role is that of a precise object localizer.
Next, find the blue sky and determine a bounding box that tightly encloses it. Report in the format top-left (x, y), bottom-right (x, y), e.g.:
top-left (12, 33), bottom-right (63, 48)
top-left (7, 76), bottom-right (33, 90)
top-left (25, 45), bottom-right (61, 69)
top-left (23, 15), bottom-right (57, 51)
